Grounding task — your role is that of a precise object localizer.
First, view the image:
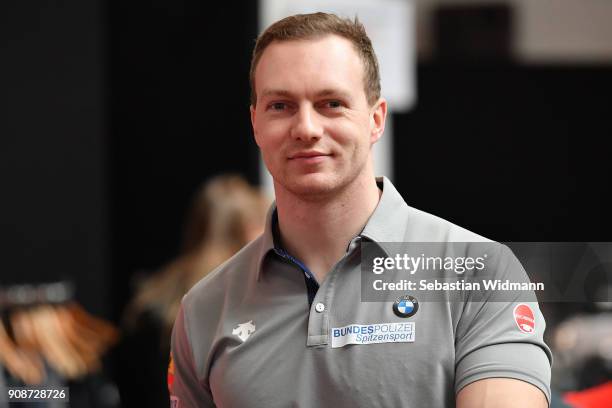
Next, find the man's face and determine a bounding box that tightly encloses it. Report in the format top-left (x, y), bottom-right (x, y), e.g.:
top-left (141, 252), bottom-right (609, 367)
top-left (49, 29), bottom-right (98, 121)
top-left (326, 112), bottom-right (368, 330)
top-left (250, 35), bottom-right (386, 199)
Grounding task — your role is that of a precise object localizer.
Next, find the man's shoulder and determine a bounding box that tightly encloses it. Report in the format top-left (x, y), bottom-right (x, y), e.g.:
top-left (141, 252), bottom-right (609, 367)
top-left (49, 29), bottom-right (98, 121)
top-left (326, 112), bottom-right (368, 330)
top-left (173, 238), bottom-right (266, 377)
top-left (373, 178), bottom-right (492, 243)
top-left (403, 204), bottom-right (492, 243)
top-left (182, 236), bottom-right (263, 312)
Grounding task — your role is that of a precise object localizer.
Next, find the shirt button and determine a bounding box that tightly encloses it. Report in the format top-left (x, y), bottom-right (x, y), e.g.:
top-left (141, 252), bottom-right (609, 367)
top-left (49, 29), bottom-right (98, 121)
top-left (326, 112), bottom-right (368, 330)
top-left (315, 303), bottom-right (325, 313)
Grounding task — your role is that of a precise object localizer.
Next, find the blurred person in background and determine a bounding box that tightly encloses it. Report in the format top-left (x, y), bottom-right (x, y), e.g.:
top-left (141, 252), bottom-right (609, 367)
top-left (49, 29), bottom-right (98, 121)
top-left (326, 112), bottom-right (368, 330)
top-left (117, 175), bottom-right (268, 408)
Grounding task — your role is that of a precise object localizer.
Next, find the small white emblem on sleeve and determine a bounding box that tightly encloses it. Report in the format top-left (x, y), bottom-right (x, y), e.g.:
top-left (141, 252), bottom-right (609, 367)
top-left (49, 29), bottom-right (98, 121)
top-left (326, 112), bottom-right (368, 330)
top-left (233, 320), bottom-right (256, 342)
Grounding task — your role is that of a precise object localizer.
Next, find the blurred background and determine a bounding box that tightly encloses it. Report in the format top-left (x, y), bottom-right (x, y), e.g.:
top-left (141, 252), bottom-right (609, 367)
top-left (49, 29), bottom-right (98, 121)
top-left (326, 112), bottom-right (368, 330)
top-left (1, 0), bottom-right (611, 406)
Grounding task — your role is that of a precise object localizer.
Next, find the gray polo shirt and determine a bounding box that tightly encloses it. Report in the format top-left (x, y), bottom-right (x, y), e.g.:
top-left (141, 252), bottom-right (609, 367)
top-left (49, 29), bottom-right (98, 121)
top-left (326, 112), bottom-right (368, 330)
top-left (170, 177), bottom-right (552, 407)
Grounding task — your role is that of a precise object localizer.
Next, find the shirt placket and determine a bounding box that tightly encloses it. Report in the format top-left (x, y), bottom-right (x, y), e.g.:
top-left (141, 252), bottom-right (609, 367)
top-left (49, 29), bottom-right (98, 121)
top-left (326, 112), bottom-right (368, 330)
top-left (273, 238), bottom-right (362, 347)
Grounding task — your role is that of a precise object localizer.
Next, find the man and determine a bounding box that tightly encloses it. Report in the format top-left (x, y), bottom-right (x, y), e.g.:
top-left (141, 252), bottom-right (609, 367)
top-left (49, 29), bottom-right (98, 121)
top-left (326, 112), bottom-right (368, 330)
top-left (170, 12), bottom-right (551, 407)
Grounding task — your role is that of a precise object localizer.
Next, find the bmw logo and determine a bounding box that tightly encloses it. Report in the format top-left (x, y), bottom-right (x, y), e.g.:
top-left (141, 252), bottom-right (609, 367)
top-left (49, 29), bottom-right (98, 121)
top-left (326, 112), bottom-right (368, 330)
top-left (393, 295), bottom-right (419, 318)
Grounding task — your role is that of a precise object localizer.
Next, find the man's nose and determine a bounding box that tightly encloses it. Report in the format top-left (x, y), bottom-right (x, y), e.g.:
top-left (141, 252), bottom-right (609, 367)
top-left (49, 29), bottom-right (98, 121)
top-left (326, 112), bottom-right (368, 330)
top-left (290, 105), bottom-right (322, 141)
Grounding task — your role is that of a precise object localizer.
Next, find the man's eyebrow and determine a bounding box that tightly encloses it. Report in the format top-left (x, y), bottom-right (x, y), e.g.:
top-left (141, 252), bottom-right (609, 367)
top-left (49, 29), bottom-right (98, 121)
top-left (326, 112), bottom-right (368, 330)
top-left (260, 88), bottom-right (353, 100)
top-left (315, 89), bottom-right (352, 100)
top-left (260, 89), bottom-right (295, 99)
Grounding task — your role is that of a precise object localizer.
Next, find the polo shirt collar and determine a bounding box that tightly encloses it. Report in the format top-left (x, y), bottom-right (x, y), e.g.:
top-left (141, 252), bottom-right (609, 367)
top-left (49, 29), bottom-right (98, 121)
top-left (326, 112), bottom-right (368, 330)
top-left (256, 203), bottom-right (277, 280)
top-left (360, 176), bottom-right (410, 244)
top-left (255, 176), bottom-right (409, 280)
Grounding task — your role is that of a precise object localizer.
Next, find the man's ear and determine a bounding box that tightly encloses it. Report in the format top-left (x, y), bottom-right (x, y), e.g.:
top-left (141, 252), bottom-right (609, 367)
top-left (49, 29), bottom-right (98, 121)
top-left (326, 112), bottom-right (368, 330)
top-left (250, 104), bottom-right (259, 145)
top-left (370, 98), bottom-right (387, 144)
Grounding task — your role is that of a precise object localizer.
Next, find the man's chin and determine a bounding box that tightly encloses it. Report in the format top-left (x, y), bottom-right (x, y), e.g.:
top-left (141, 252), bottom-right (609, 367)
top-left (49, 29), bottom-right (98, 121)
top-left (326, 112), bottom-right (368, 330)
top-left (280, 174), bottom-right (340, 200)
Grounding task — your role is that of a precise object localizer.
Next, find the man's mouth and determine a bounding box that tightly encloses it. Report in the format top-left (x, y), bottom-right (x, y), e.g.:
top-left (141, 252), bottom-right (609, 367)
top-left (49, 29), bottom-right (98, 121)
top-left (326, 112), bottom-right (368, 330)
top-left (288, 151), bottom-right (331, 164)
top-left (289, 151), bottom-right (330, 159)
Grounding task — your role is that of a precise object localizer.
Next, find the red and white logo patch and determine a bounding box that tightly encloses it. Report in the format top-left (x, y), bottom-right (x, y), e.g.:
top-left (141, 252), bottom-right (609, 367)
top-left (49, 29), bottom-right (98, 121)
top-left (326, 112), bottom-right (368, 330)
top-left (513, 304), bottom-right (535, 334)
top-left (168, 352), bottom-right (175, 394)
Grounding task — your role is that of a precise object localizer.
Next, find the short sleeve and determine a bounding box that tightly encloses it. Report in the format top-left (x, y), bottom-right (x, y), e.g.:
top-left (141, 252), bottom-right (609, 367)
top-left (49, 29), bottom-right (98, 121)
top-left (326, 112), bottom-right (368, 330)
top-left (170, 302), bottom-right (215, 408)
top-left (454, 244), bottom-right (552, 403)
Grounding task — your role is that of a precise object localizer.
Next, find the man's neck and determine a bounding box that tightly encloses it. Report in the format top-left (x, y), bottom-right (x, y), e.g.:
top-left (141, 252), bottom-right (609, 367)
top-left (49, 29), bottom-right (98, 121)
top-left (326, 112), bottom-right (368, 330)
top-left (274, 174), bottom-right (381, 283)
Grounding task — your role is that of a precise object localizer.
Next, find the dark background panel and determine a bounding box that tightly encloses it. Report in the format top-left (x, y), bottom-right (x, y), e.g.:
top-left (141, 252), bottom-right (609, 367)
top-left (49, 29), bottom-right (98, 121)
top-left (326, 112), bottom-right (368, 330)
top-left (0, 1), bottom-right (109, 317)
top-left (109, 1), bottom-right (260, 320)
top-left (394, 64), bottom-right (612, 242)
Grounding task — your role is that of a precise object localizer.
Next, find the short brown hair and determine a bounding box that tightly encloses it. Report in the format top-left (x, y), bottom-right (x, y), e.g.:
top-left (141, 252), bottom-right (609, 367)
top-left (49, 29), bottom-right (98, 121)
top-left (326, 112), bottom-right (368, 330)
top-left (249, 12), bottom-right (381, 106)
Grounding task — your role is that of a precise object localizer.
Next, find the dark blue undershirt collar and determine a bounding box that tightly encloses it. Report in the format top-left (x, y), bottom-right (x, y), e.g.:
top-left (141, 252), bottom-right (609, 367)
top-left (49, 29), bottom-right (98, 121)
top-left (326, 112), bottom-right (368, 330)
top-left (271, 210), bottom-right (319, 306)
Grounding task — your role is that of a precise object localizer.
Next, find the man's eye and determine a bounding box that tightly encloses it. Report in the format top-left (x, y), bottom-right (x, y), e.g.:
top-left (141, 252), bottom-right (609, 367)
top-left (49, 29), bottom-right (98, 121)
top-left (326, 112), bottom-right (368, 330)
top-left (269, 102), bottom-right (286, 111)
top-left (326, 100), bottom-right (342, 109)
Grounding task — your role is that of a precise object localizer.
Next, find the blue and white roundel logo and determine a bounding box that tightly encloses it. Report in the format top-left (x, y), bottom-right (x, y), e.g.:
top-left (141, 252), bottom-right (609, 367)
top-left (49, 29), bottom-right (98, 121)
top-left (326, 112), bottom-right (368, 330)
top-left (393, 295), bottom-right (418, 318)
top-left (397, 300), bottom-right (414, 314)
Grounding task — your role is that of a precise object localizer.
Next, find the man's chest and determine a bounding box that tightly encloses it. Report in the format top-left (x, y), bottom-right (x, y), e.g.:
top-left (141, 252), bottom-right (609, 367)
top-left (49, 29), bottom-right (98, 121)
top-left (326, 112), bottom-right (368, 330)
top-left (206, 284), bottom-right (457, 408)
